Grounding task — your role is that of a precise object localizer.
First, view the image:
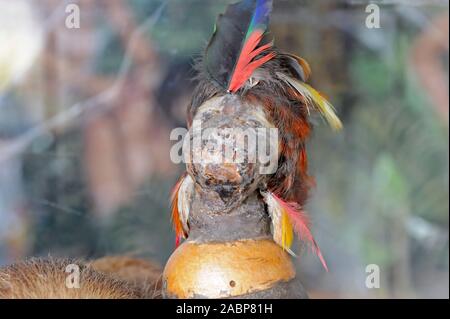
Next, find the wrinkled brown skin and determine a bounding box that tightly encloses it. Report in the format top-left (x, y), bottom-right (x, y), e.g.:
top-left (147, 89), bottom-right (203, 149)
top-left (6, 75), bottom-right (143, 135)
top-left (188, 193), bottom-right (270, 242)
top-left (0, 257), bottom-right (162, 299)
top-left (187, 94), bottom-right (276, 215)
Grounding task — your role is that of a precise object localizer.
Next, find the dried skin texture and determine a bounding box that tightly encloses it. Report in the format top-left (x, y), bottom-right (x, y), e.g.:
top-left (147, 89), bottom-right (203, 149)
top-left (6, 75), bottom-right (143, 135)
top-left (188, 193), bottom-right (271, 242)
top-left (187, 95), bottom-right (277, 213)
top-left (89, 256), bottom-right (163, 299)
top-left (163, 239), bottom-right (295, 299)
top-left (0, 258), bottom-right (141, 299)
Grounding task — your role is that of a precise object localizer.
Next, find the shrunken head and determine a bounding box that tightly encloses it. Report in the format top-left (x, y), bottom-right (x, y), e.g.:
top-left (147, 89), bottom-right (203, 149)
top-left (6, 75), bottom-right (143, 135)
top-left (184, 94), bottom-right (278, 211)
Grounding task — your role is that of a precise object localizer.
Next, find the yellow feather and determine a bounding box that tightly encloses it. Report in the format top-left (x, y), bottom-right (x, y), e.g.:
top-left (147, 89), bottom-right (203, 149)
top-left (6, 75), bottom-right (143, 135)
top-left (276, 72), bottom-right (343, 131)
top-left (262, 191), bottom-right (295, 256)
top-left (281, 210), bottom-right (294, 251)
top-left (303, 83), bottom-right (343, 131)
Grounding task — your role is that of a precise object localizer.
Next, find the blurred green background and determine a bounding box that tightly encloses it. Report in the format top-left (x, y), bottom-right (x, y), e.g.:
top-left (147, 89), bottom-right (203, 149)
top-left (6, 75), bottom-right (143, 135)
top-left (0, 0), bottom-right (448, 298)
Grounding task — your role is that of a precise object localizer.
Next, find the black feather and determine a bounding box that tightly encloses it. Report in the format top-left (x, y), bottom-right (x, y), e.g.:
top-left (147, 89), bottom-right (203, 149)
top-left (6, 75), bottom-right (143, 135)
top-left (204, 0), bottom-right (272, 90)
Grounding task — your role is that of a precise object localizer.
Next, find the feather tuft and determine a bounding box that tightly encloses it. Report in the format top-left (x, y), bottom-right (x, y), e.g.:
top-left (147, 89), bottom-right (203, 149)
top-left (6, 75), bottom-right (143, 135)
top-left (277, 72), bottom-right (343, 131)
top-left (205, 0), bottom-right (275, 93)
top-left (263, 191), bottom-right (295, 254)
top-left (170, 174), bottom-right (193, 247)
top-left (263, 191), bottom-right (328, 271)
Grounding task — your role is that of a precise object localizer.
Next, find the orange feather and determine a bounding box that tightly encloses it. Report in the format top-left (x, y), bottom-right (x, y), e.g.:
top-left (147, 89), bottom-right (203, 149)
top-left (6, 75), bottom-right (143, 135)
top-left (170, 175), bottom-right (187, 247)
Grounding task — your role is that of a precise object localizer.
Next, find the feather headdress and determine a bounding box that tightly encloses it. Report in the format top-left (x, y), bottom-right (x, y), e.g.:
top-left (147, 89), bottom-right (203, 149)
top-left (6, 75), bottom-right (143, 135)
top-left (205, 0), bottom-right (275, 93)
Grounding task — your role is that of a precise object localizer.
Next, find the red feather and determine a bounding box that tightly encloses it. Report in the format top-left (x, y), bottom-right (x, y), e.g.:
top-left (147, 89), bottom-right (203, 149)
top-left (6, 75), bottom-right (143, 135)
top-left (171, 175), bottom-right (186, 248)
top-left (228, 30), bottom-right (275, 92)
top-left (272, 193), bottom-right (328, 271)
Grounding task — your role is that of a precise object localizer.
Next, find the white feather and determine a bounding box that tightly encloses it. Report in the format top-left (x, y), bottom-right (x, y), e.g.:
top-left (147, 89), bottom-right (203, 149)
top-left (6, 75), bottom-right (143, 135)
top-left (261, 191), bottom-right (295, 256)
top-left (177, 174), bottom-right (195, 235)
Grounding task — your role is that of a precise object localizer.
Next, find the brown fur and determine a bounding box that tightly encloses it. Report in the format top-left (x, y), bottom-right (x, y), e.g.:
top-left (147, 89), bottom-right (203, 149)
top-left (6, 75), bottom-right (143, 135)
top-left (0, 257), bottom-right (162, 299)
top-left (89, 256), bottom-right (162, 299)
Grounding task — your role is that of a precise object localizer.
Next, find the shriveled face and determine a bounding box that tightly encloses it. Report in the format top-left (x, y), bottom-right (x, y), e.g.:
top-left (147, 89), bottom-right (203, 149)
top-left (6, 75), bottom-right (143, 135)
top-left (185, 94), bottom-right (279, 211)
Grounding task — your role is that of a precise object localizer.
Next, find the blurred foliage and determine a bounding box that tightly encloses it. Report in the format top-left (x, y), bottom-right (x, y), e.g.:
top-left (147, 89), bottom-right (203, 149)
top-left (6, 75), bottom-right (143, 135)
top-left (130, 0), bottom-right (228, 57)
top-left (22, 132), bottom-right (97, 257)
top-left (22, 130), bottom-right (178, 262)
